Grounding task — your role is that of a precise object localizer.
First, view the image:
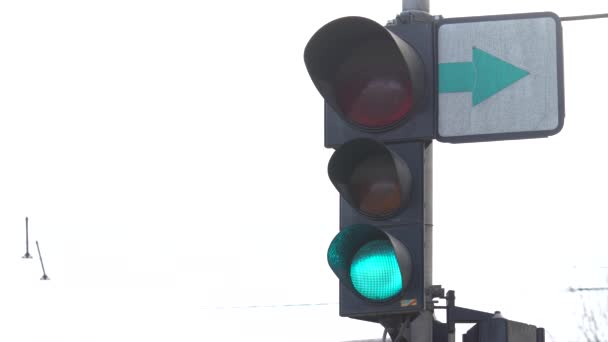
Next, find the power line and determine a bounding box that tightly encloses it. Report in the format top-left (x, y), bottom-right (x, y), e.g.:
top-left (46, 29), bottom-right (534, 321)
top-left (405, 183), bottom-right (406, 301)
top-left (567, 287), bottom-right (608, 292)
top-left (561, 13), bottom-right (608, 21)
top-left (203, 302), bottom-right (337, 310)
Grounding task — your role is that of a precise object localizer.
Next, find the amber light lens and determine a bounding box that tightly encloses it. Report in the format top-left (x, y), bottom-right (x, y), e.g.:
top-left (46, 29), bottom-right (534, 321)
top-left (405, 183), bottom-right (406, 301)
top-left (349, 153), bottom-right (401, 217)
top-left (334, 40), bottom-right (413, 129)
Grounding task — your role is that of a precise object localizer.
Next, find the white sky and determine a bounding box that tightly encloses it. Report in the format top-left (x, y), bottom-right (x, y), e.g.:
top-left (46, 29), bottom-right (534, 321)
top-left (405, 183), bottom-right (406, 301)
top-left (0, 0), bottom-right (607, 341)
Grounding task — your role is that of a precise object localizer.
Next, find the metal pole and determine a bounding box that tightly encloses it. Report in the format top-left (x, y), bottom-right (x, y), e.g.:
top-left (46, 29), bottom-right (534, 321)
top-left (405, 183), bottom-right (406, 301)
top-left (420, 142), bottom-right (434, 342)
top-left (403, 0), bottom-right (429, 13)
top-left (424, 142), bottom-right (433, 307)
top-left (36, 241), bottom-right (50, 280)
top-left (22, 217), bottom-right (32, 258)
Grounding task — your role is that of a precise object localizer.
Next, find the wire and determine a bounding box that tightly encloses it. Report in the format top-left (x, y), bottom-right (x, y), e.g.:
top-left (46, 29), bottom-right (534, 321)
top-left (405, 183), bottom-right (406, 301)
top-left (203, 302), bottom-right (337, 310)
top-left (561, 13), bottom-right (608, 21)
top-left (567, 286), bottom-right (608, 292)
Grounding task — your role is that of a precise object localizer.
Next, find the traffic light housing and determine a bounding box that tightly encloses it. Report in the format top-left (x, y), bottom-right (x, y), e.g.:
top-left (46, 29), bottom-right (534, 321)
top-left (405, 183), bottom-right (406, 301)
top-left (304, 16), bottom-right (435, 148)
top-left (304, 15), bottom-right (435, 322)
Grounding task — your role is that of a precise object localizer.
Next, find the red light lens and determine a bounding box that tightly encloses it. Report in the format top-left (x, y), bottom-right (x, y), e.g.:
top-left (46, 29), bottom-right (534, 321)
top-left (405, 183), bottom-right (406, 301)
top-left (335, 40), bottom-right (413, 129)
top-left (349, 153), bottom-right (401, 217)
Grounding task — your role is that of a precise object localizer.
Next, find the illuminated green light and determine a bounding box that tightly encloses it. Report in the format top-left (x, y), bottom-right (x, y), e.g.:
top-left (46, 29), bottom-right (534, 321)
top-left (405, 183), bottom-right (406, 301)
top-left (350, 240), bottom-right (402, 301)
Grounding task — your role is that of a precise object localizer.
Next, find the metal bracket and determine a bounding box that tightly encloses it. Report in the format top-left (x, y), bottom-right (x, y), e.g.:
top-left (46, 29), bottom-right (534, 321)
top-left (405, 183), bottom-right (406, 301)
top-left (381, 311), bottom-right (435, 342)
top-left (387, 11), bottom-right (436, 25)
top-left (379, 287), bottom-right (544, 342)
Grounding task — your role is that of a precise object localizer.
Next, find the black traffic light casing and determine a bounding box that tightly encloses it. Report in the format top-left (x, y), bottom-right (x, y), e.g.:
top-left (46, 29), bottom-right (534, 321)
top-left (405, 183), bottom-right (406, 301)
top-left (305, 15), bottom-right (435, 322)
top-left (304, 17), bottom-right (436, 148)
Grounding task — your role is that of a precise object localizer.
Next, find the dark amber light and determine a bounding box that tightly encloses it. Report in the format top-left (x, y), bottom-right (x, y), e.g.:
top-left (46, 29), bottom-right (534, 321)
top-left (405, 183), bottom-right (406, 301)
top-left (349, 153), bottom-right (401, 216)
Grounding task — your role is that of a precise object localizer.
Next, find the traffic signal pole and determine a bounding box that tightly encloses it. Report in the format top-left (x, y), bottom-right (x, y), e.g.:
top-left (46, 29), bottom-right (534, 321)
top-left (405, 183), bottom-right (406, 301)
top-left (401, 2), bottom-right (433, 342)
top-left (403, 0), bottom-right (429, 12)
top-left (405, 144), bottom-right (433, 342)
top-left (403, 0), bottom-right (433, 304)
top-left (423, 144), bottom-right (433, 312)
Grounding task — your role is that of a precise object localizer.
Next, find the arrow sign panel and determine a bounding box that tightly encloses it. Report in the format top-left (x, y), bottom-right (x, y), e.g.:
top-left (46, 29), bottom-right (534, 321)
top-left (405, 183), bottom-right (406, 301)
top-left (436, 13), bottom-right (564, 143)
top-left (439, 47), bottom-right (530, 106)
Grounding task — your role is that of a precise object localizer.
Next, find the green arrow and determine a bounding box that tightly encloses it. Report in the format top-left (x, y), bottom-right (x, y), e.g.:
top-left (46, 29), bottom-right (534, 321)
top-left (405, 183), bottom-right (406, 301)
top-left (439, 47), bottom-right (529, 106)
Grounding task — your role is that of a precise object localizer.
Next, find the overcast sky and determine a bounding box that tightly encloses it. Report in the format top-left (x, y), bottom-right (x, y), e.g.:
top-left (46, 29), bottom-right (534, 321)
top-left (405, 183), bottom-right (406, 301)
top-left (0, 1), bottom-right (607, 341)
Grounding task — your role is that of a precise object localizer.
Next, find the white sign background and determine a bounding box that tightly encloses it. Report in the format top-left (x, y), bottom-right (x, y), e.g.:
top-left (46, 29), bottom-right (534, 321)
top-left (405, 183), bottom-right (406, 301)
top-left (438, 16), bottom-right (561, 139)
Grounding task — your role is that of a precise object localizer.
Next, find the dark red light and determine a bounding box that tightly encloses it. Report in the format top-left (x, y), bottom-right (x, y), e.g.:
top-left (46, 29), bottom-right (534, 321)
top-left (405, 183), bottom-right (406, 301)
top-left (334, 40), bottom-right (413, 129)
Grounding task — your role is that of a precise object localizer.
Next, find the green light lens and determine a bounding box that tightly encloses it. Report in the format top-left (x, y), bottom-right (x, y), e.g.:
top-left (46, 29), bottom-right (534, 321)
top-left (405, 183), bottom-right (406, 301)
top-left (350, 240), bottom-right (402, 301)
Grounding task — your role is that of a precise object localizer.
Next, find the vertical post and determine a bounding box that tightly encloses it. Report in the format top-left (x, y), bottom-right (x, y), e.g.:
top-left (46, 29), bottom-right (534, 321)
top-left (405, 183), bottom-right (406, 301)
top-left (406, 0), bottom-right (430, 338)
top-left (403, 0), bottom-right (429, 12)
top-left (22, 217), bottom-right (32, 258)
top-left (447, 291), bottom-right (456, 342)
top-left (413, 141), bottom-right (433, 342)
top-left (36, 241), bottom-right (50, 280)
top-left (424, 142), bottom-right (433, 307)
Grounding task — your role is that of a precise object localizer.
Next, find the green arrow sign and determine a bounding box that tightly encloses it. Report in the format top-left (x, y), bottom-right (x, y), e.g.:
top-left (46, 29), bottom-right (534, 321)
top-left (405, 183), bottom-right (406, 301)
top-left (439, 47), bottom-right (529, 106)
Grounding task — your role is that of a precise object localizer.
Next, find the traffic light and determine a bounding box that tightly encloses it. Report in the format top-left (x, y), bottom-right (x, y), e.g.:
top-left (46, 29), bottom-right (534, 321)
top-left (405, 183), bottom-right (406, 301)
top-left (305, 10), bottom-right (560, 340)
top-left (304, 15), bottom-right (435, 322)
